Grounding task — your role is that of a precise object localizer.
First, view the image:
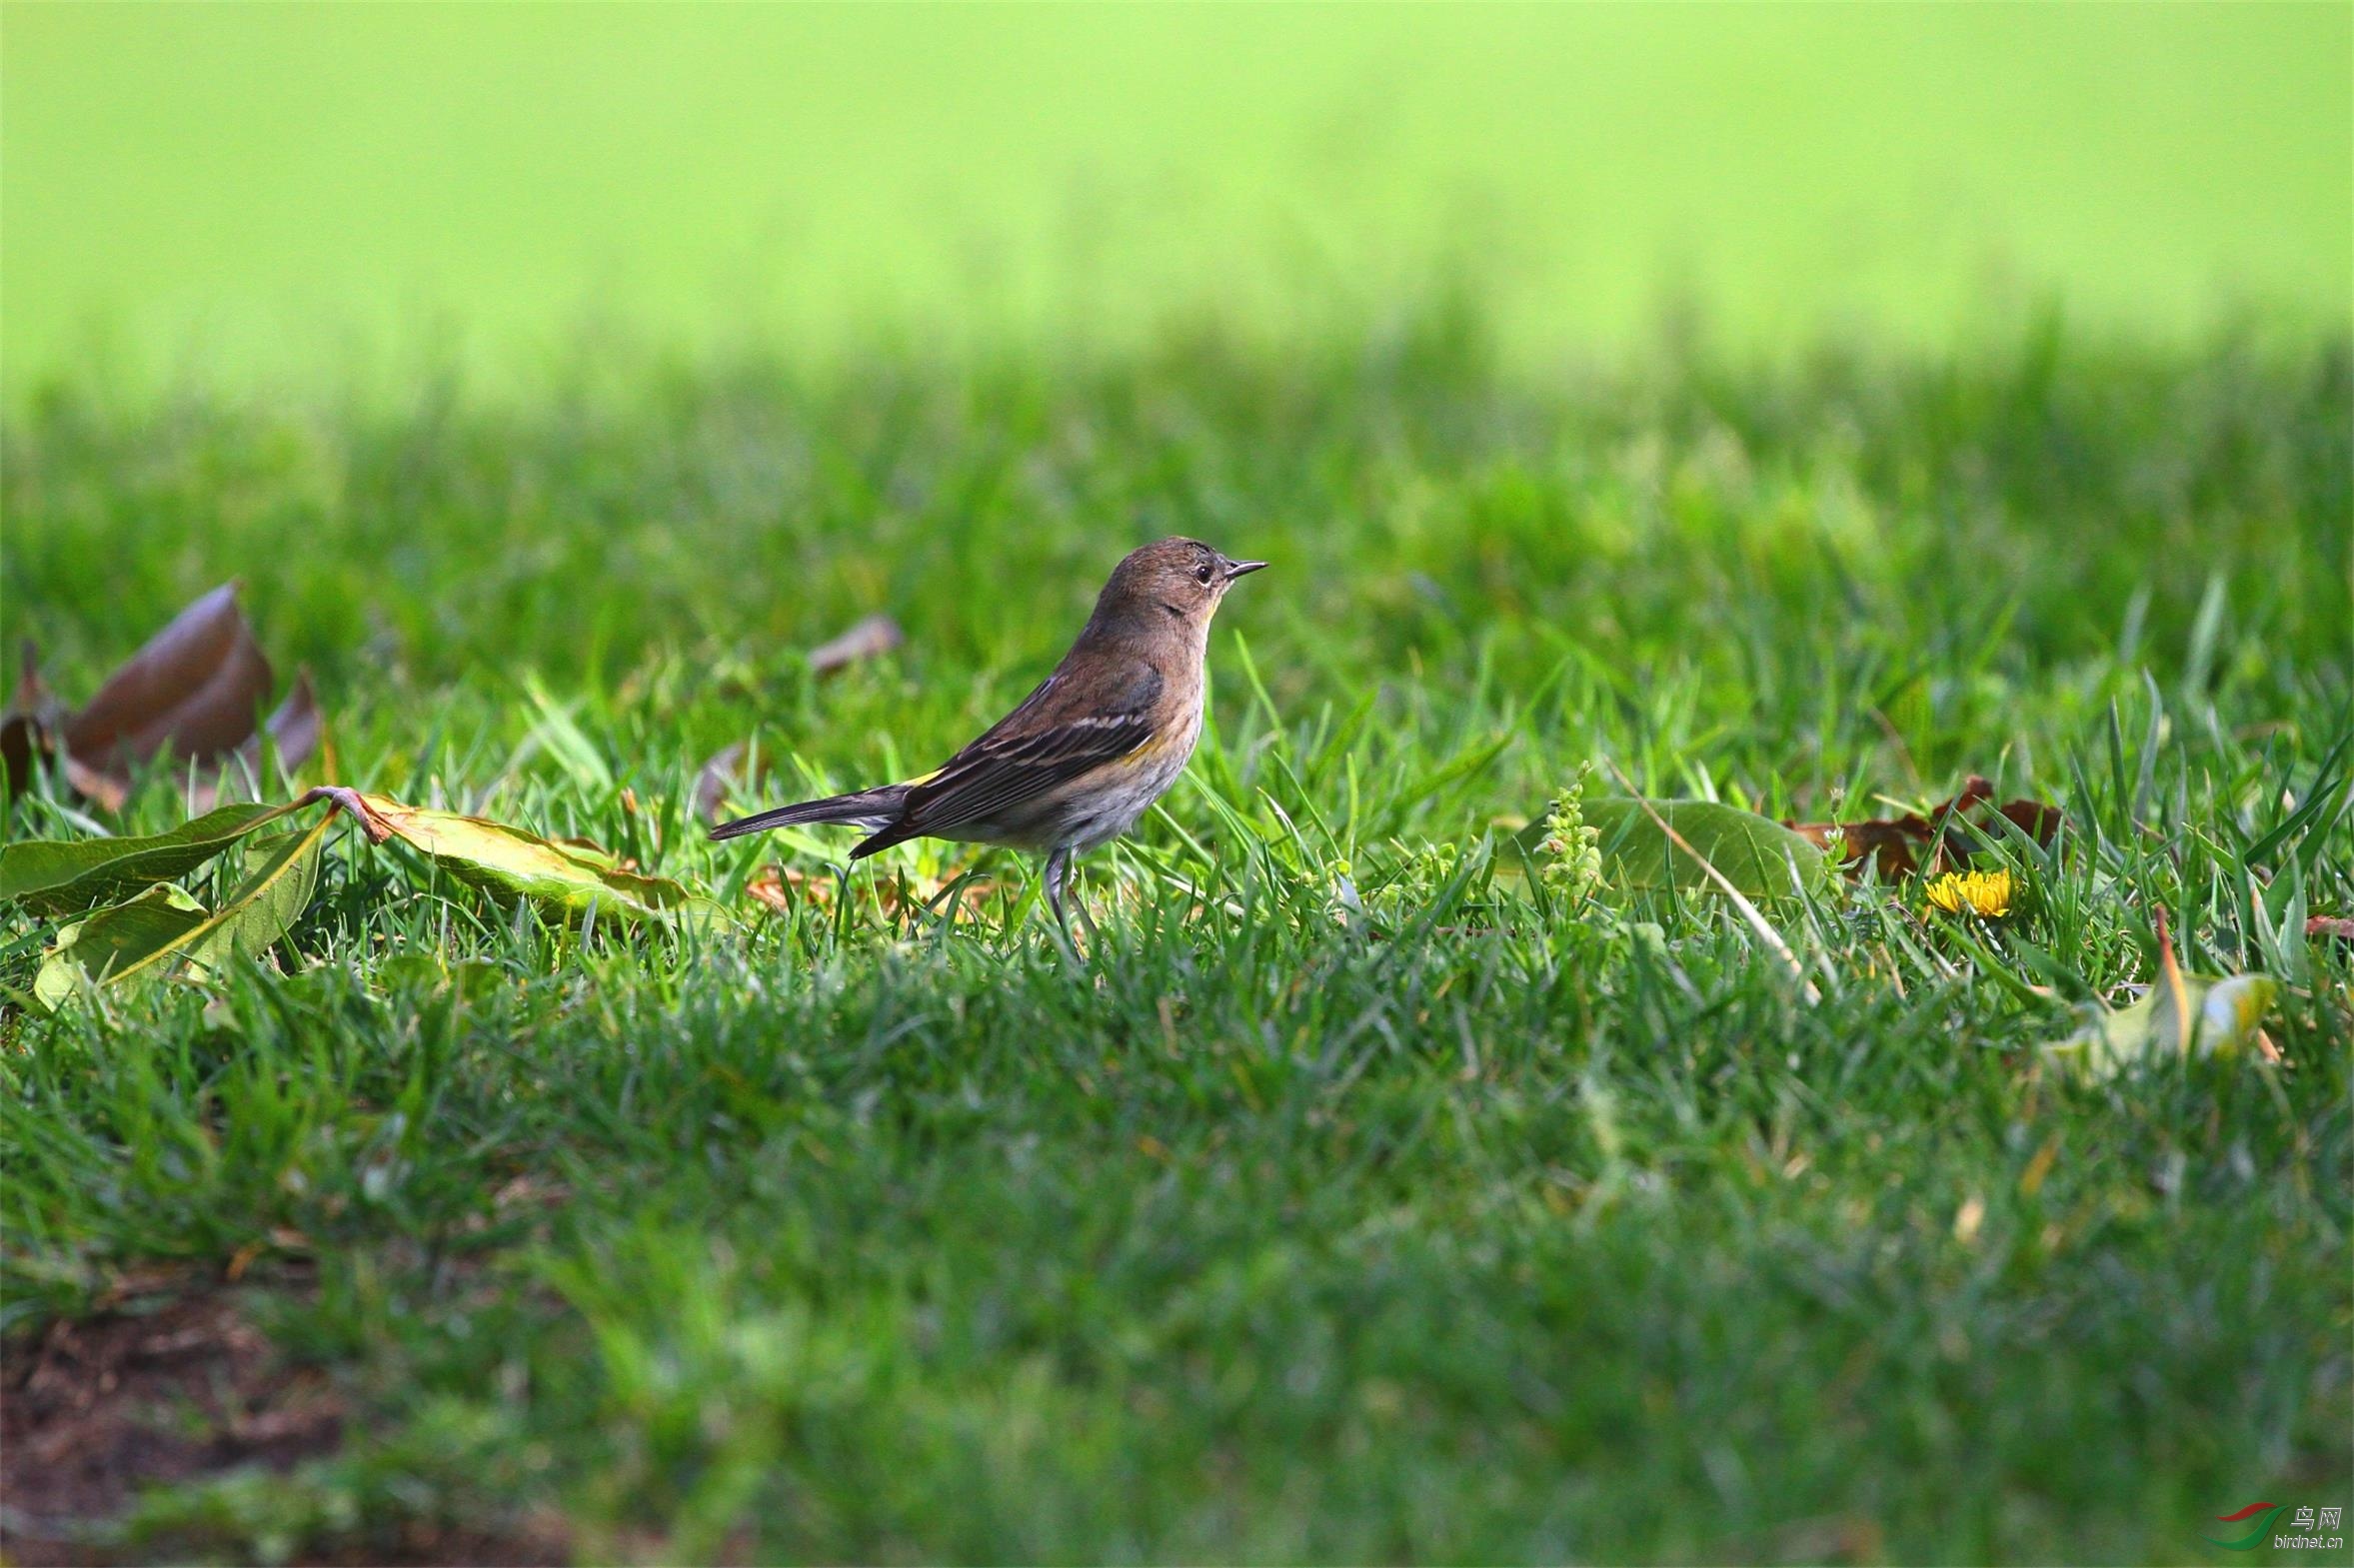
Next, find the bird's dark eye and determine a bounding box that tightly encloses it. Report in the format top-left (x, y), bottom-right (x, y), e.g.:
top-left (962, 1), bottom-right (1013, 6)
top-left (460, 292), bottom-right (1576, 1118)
top-left (1194, 564), bottom-right (1214, 585)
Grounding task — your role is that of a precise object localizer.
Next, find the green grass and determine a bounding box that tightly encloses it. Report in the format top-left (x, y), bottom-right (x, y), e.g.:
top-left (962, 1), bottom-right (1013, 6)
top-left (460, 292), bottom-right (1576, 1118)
top-left (7, 5), bottom-right (2350, 394)
top-left (3, 310), bottom-right (2350, 1563)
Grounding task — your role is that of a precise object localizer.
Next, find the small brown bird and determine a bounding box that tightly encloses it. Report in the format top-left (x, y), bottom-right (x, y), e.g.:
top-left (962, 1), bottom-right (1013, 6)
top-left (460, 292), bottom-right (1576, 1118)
top-left (711, 538), bottom-right (1266, 942)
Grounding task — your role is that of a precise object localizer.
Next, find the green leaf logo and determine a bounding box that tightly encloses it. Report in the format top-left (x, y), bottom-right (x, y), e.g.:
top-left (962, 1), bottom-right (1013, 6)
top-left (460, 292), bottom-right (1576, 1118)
top-left (2204, 1502), bottom-right (2285, 1551)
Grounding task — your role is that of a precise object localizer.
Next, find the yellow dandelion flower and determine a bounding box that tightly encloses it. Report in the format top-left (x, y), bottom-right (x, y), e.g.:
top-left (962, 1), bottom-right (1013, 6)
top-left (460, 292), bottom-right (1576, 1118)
top-left (1925, 867), bottom-right (2014, 918)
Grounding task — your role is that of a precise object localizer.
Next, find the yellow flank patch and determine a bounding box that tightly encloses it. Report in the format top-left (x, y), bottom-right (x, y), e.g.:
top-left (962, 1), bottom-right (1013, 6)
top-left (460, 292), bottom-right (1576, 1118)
top-left (1108, 727), bottom-right (1188, 772)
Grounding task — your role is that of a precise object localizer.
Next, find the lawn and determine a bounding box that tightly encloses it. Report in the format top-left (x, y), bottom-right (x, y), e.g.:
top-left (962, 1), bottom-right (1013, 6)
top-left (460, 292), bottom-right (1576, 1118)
top-left (2, 311), bottom-right (2349, 1563)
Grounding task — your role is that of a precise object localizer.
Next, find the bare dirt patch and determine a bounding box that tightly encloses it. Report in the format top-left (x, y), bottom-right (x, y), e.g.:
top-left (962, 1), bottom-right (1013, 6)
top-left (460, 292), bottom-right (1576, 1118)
top-left (1, 1282), bottom-right (342, 1563)
top-left (3, 1269), bottom-right (571, 1566)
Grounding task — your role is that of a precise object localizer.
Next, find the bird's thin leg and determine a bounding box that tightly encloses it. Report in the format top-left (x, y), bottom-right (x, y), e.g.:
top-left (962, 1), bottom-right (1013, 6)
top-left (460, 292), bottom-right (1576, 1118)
top-left (1070, 858), bottom-right (1103, 945)
top-left (1044, 846), bottom-right (1079, 954)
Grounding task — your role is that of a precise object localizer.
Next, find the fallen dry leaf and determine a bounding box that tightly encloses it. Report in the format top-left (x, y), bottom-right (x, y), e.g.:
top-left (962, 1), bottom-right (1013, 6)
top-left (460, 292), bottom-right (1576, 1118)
top-left (746, 863), bottom-right (822, 913)
top-left (808, 612), bottom-right (904, 676)
top-left (1788, 776), bottom-right (2060, 880)
top-left (257, 669), bottom-right (325, 775)
top-left (690, 613), bottom-right (901, 823)
top-left (1, 642), bottom-right (65, 798)
top-left (3, 588), bottom-right (331, 812)
top-left (187, 670), bottom-right (327, 812)
top-left (61, 755), bottom-right (135, 814)
top-left (3, 584), bottom-right (336, 804)
top-left (741, 861), bottom-right (998, 919)
top-left (694, 740), bottom-right (767, 827)
top-left (66, 584), bottom-right (273, 780)
top-left (872, 869), bottom-right (1000, 918)
top-left (2307, 915), bottom-right (2354, 943)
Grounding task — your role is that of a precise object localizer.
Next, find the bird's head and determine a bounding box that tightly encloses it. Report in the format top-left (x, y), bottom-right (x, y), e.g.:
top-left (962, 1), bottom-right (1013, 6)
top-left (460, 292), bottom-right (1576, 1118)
top-left (1096, 537), bottom-right (1267, 632)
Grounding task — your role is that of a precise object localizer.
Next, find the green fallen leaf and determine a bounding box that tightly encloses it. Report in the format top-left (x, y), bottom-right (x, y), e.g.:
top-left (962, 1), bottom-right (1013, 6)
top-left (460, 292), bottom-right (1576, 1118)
top-left (376, 952), bottom-right (451, 992)
top-left (2043, 972), bottom-right (2279, 1081)
top-left (0, 798), bottom-right (305, 916)
top-left (350, 791), bottom-right (693, 920)
top-left (33, 883), bottom-right (208, 1011)
top-left (376, 952), bottom-right (511, 1001)
top-left (186, 818), bottom-right (332, 970)
top-left (1513, 797), bottom-right (1825, 901)
top-left (31, 810), bottom-right (337, 1011)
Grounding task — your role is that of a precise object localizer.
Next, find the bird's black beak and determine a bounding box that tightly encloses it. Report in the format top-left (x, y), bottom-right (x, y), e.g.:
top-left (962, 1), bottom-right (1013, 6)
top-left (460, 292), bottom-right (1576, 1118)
top-left (1222, 558), bottom-right (1268, 581)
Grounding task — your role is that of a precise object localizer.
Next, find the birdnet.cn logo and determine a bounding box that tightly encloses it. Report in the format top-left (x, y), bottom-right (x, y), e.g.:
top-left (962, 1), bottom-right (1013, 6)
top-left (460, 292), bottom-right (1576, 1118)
top-left (2204, 1502), bottom-right (2343, 1552)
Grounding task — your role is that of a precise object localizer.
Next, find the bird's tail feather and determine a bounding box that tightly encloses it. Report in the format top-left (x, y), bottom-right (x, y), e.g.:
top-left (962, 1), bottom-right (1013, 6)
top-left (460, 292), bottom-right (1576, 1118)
top-left (709, 784), bottom-right (909, 842)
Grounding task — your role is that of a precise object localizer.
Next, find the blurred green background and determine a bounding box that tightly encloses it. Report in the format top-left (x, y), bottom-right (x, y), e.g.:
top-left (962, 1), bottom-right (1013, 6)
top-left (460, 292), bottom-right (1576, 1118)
top-left (4, 2), bottom-right (2347, 398)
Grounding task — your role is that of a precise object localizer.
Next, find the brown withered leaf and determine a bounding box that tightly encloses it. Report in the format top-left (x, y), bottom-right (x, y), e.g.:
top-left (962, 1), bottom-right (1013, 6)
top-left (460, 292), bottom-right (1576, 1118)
top-left (2307, 915), bottom-right (2354, 943)
top-left (692, 613), bottom-right (900, 821)
top-left (66, 584), bottom-right (274, 778)
top-left (1, 642), bottom-right (66, 798)
top-left (741, 862), bottom-right (998, 919)
top-left (186, 670), bottom-right (328, 812)
top-left (258, 668), bottom-right (324, 775)
top-left (693, 740), bottom-right (768, 827)
top-left (746, 863), bottom-right (824, 914)
top-left (874, 871), bottom-right (1000, 918)
top-left (808, 613), bottom-right (904, 676)
top-left (0, 720), bottom-right (35, 799)
top-left (1787, 776), bottom-right (2061, 880)
top-left (7, 587), bottom-right (330, 812)
top-left (62, 756), bottom-right (135, 813)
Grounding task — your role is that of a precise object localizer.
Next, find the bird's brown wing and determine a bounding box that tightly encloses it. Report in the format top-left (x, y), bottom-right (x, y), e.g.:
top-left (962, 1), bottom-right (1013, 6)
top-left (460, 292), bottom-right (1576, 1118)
top-left (860, 664), bottom-right (1165, 849)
